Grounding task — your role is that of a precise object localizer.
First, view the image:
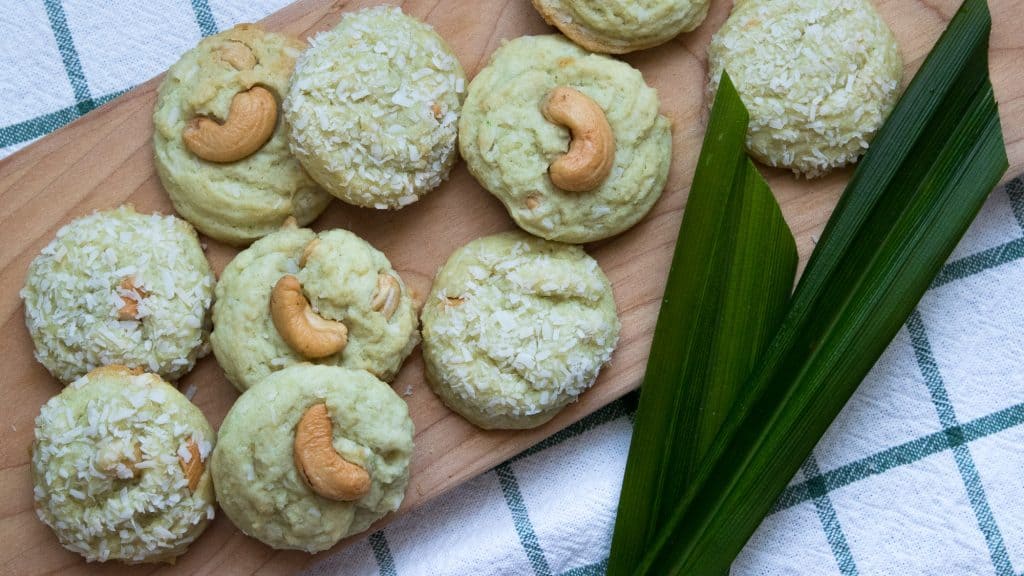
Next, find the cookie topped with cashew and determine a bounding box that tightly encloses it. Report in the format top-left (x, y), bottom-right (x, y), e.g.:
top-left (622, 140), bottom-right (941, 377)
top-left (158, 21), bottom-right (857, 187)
top-left (421, 232), bottom-right (621, 429)
top-left (284, 6), bottom-right (466, 209)
top-left (210, 221), bottom-right (419, 392)
top-left (459, 35), bottom-right (672, 243)
top-left (21, 206), bottom-right (215, 384)
top-left (153, 24), bottom-right (331, 246)
top-left (31, 366), bottom-right (216, 564)
top-left (211, 364), bottom-right (414, 552)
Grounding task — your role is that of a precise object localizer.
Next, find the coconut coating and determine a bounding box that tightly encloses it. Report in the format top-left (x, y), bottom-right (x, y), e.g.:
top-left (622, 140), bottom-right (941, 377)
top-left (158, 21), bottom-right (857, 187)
top-left (532, 0), bottom-right (709, 54)
top-left (460, 36), bottom-right (671, 244)
top-left (211, 365), bottom-right (414, 552)
top-left (284, 6), bottom-right (466, 209)
top-left (707, 0), bottom-right (902, 177)
top-left (421, 232), bottom-right (620, 429)
top-left (21, 206), bottom-right (215, 384)
top-left (31, 366), bottom-right (216, 564)
top-left (153, 24), bottom-right (330, 246)
top-left (211, 224), bottom-right (419, 392)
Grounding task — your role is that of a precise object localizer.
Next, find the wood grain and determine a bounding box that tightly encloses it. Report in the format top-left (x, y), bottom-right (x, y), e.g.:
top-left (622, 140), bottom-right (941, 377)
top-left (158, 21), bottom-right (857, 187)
top-left (1, 0), bottom-right (1021, 574)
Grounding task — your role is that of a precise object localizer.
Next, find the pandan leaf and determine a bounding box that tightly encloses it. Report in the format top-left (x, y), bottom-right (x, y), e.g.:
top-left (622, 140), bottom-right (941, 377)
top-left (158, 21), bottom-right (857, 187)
top-left (606, 72), bottom-right (797, 575)
top-left (637, 0), bottom-right (1007, 572)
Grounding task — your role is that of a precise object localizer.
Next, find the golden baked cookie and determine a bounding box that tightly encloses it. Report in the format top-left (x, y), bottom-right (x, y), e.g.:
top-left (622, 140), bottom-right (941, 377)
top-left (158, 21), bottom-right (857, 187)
top-left (532, 0), bottom-right (709, 53)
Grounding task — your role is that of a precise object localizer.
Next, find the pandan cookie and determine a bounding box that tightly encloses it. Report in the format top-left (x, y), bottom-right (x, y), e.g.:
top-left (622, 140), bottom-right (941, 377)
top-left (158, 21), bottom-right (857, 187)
top-left (154, 24), bottom-right (330, 246)
top-left (210, 221), bottom-right (418, 392)
top-left (460, 35), bottom-right (672, 243)
top-left (211, 364), bottom-right (414, 552)
top-left (421, 232), bottom-right (620, 429)
top-left (21, 206), bottom-right (215, 384)
top-left (707, 0), bottom-right (902, 177)
top-left (532, 0), bottom-right (709, 54)
top-left (284, 6), bottom-right (466, 209)
top-left (31, 366), bottom-right (215, 563)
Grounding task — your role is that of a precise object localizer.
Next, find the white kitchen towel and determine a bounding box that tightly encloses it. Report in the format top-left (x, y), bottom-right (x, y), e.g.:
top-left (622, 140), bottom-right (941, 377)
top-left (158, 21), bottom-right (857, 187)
top-left (3, 2), bottom-right (1024, 575)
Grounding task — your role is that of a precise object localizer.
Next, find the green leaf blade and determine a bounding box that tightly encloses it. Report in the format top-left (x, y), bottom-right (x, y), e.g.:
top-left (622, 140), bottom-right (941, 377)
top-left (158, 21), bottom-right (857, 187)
top-left (637, 0), bottom-right (1008, 573)
top-left (606, 73), bottom-right (797, 575)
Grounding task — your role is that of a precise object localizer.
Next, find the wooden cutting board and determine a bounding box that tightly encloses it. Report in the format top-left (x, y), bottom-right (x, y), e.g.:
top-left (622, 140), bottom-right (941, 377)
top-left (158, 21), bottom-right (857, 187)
top-left (1, 0), bottom-right (1021, 574)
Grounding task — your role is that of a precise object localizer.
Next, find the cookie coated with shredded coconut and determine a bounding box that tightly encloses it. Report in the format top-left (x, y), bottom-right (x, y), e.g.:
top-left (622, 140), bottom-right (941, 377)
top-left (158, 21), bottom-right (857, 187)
top-left (459, 35), bottom-right (671, 244)
top-left (211, 365), bottom-right (413, 552)
top-left (153, 25), bottom-right (330, 246)
top-left (421, 232), bottom-right (620, 430)
top-left (31, 366), bottom-right (215, 564)
top-left (707, 0), bottom-right (902, 178)
top-left (211, 223), bottom-right (418, 392)
top-left (532, 0), bottom-right (709, 54)
top-left (21, 206), bottom-right (215, 384)
top-left (284, 6), bottom-right (466, 209)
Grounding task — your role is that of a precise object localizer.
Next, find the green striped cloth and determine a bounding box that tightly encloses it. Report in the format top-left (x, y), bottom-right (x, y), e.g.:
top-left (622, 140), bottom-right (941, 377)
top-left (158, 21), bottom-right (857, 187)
top-left (5, 2), bottom-right (1024, 575)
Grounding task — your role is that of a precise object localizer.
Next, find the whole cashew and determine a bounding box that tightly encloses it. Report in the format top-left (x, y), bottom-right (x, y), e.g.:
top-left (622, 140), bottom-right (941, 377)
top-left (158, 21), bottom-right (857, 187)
top-left (183, 86), bottom-right (277, 163)
top-left (116, 276), bottom-right (149, 321)
top-left (178, 438), bottom-right (204, 492)
top-left (293, 403), bottom-right (371, 501)
top-left (370, 273), bottom-right (401, 320)
top-left (270, 275), bottom-right (348, 359)
top-left (541, 87), bottom-right (615, 192)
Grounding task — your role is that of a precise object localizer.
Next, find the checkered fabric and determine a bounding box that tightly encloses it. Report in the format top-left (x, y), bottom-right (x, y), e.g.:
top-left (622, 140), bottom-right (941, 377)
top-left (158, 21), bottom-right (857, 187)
top-left (4, 2), bottom-right (1024, 575)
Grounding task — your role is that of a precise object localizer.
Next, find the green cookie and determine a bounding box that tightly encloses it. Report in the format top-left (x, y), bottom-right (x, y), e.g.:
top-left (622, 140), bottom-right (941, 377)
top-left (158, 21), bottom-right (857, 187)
top-left (421, 232), bottom-right (620, 429)
top-left (532, 0), bottom-right (710, 53)
top-left (460, 36), bottom-right (671, 243)
top-left (154, 24), bottom-right (330, 245)
top-left (707, 0), bottom-right (902, 177)
top-left (285, 6), bottom-right (466, 209)
top-left (211, 222), bottom-right (419, 392)
top-left (211, 364), bottom-right (414, 552)
top-left (21, 206), bottom-right (215, 384)
top-left (31, 366), bottom-right (216, 563)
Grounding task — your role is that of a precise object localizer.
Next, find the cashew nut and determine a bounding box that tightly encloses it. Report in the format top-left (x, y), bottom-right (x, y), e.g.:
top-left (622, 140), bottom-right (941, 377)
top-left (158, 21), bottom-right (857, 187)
top-left (541, 87), bottom-right (615, 192)
top-left (95, 439), bottom-right (143, 478)
top-left (371, 273), bottom-right (401, 320)
top-left (271, 275), bottom-right (348, 359)
top-left (91, 365), bottom-right (144, 378)
top-left (217, 41), bottom-right (256, 70)
top-left (178, 438), bottom-right (204, 492)
top-left (294, 403), bottom-right (370, 501)
top-left (299, 238), bottom-right (320, 268)
top-left (525, 193), bottom-right (542, 210)
top-left (116, 276), bottom-right (149, 321)
top-left (183, 86), bottom-right (277, 163)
